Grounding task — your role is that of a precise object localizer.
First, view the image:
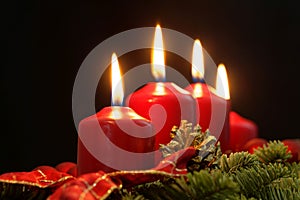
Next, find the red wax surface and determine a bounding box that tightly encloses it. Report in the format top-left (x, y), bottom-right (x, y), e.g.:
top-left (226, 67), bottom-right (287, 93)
top-left (185, 83), bottom-right (231, 152)
top-left (126, 82), bottom-right (197, 150)
top-left (77, 107), bottom-right (155, 176)
top-left (229, 111), bottom-right (258, 152)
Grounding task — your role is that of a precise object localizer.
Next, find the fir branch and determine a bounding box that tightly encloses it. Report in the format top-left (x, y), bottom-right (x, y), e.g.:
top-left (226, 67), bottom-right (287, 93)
top-left (131, 179), bottom-right (175, 200)
top-left (108, 189), bottom-right (147, 200)
top-left (239, 194), bottom-right (257, 200)
top-left (257, 186), bottom-right (300, 200)
top-left (220, 152), bottom-right (260, 174)
top-left (288, 162), bottom-right (300, 179)
top-left (254, 140), bottom-right (292, 163)
top-left (121, 193), bottom-right (146, 200)
top-left (159, 170), bottom-right (240, 200)
top-left (233, 163), bottom-right (293, 199)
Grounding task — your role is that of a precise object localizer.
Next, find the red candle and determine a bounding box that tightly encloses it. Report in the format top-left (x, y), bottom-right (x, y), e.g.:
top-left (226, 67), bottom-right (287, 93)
top-left (211, 64), bottom-right (231, 153)
top-left (77, 53), bottom-right (155, 176)
top-left (229, 111), bottom-right (258, 152)
top-left (185, 40), bottom-right (211, 131)
top-left (126, 25), bottom-right (197, 163)
top-left (185, 40), bottom-right (231, 152)
top-left (185, 83), bottom-right (230, 152)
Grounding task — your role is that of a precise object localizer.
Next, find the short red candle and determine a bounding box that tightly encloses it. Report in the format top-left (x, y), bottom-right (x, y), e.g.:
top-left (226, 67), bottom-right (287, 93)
top-left (126, 82), bottom-right (197, 150)
top-left (77, 53), bottom-right (155, 176)
top-left (77, 106), bottom-right (155, 175)
top-left (229, 111), bottom-right (258, 152)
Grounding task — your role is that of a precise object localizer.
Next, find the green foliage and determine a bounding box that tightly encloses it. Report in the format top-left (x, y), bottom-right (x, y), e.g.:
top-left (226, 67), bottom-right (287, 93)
top-left (254, 140), bottom-right (292, 163)
top-left (121, 193), bottom-right (146, 200)
top-left (129, 179), bottom-right (174, 200)
top-left (0, 182), bottom-right (50, 200)
top-left (288, 162), bottom-right (300, 179)
top-left (233, 163), bottom-right (296, 198)
top-left (108, 189), bottom-right (147, 200)
top-left (220, 152), bottom-right (260, 173)
top-left (257, 186), bottom-right (300, 200)
top-left (166, 170), bottom-right (240, 200)
top-left (132, 170), bottom-right (240, 200)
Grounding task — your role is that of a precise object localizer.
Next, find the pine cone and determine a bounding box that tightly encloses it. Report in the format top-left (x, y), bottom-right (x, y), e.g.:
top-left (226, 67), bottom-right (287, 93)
top-left (159, 120), bottom-right (222, 172)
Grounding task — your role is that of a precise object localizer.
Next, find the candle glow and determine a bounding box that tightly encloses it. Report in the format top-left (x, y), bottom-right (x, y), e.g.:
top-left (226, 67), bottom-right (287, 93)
top-left (216, 63), bottom-right (230, 100)
top-left (151, 24), bottom-right (166, 82)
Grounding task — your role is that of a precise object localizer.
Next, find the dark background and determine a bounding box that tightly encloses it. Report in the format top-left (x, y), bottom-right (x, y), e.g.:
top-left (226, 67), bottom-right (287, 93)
top-left (1, 1), bottom-right (299, 174)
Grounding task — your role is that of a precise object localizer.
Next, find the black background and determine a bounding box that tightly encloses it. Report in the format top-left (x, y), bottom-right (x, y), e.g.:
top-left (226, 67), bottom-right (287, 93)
top-left (1, 1), bottom-right (299, 174)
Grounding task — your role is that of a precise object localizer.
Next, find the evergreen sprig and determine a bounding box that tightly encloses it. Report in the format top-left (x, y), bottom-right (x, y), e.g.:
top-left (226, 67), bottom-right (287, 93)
top-left (288, 162), bottom-right (300, 178)
top-left (254, 140), bottom-right (292, 163)
top-left (166, 170), bottom-right (240, 200)
top-left (220, 152), bottom-right (260, 173)
top-left (233, 163), bottom-right (294, 198)
top-left (133, 170), bottom-right (240, 200)
top-left (258, 186), bottom-right (300, 200)
top-left (120, 192), bottom-right (145, 200)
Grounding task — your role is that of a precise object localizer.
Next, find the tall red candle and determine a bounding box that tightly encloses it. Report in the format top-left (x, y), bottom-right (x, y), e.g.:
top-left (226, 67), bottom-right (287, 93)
top-left (126, 25), bottom-right (197, 163)
top-left (229, 111), bottom-right (258, 152)
top-left (184, 41), bottom-right (231, 152)
top-left (77, 53), bottom-right (155, 176)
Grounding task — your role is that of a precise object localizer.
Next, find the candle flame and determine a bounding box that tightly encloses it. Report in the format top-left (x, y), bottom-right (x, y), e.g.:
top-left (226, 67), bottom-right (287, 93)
top-left (192, 39), bottom-right (205, 82)
top-left (216, 63), bottom-right (230, 100)
top-left (151, 24), bottom-right (165, 82)
top-left (111, 53), bottom-right (124, 106)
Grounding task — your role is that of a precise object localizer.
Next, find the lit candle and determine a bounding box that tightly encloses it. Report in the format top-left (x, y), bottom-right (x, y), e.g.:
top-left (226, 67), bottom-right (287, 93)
top-left (77, 53), bottom-right (155, 175)
top-left (214, 63), bottom-right (231, 152)
top-left (185, 40), bottom-right (231, 152)
top-left (125, 25), bottom-right (197, 163)
top-left (229, 111), bottom-right (258, 152)
top-left (185, 40), bottom-right (211, 131)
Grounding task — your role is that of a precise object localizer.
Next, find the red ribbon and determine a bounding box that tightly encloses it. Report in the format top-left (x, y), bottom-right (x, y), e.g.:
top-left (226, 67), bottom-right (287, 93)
top-left (0, 147), bottom-right (196, 200)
